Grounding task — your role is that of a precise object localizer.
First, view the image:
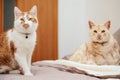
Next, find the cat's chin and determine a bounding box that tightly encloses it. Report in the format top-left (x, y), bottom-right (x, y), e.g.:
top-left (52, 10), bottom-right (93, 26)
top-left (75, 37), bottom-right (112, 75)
top-left (16, 29), bottom-right (36, 34)
top-left (14, 26), bottom-right (37, 34)
top-left (92, 41), bottom-right (108, 44)
top-left (21, 29), bottom-right (36, 34)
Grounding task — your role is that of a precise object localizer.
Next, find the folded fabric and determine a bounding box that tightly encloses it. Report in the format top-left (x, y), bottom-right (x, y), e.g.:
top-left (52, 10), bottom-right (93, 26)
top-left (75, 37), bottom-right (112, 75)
top-left (42, 59), bottom-right (120, 79)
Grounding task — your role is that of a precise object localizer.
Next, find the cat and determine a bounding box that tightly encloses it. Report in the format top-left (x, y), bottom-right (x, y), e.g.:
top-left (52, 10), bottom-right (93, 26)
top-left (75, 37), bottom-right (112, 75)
top-left (0, 5), bottom-right (38, 75)
top-left (69, 21), bottom-right (120, 65)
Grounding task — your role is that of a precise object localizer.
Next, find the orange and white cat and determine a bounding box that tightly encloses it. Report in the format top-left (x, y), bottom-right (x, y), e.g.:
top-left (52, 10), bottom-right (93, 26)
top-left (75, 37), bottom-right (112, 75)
top-left (69, 21), bottom-right (120, 65)
top-left (0, 6), bottom-right (38, 75)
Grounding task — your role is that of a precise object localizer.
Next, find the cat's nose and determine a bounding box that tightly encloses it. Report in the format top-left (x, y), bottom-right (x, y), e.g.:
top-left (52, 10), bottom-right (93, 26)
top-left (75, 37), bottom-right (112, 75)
top-left (97, 35), bottom-right (102, 40)
top-left (23, 24), bottom-right (29, 29)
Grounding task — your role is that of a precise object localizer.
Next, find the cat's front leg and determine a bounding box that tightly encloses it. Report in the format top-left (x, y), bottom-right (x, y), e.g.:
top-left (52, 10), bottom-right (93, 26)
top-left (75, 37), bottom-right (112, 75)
top-left (15, 53), bottom-right (33, 76)
top-left (27, 53), bottom-right (33, 68)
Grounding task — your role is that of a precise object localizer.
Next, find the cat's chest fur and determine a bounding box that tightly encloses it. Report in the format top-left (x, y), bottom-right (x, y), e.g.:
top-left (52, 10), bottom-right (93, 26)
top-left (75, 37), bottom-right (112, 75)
top-left (88, 36), bottom-right (119, 65)
top-left (7, 29), bottom-right (36, 54)
top-left (91, 36), bottom-right (116, 54)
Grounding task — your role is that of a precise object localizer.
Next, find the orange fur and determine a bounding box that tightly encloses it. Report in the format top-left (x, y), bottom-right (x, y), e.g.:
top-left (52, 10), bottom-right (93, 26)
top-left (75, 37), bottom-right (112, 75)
top-left (19, 12), bottom-right (37, 24)
top-left (0, 32), bottom-right (14, 67)
top-left (0, 31), bottom-right (18, 74)
top-left (69, 21), bottom-right (120, 65)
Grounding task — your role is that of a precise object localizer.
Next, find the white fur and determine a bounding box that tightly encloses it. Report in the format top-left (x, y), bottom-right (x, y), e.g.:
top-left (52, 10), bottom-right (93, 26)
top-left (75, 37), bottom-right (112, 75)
top-left (6, 6), bottom-right (38, 75)
top-left (7, 29), bottom-right (36, 75)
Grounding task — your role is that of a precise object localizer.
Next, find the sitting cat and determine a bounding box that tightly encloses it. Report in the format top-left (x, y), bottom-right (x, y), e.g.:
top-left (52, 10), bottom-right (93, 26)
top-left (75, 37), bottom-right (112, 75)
top-left (69, 21), bottom-right (120, 65)
top-left (0, 5), bottom-right (38, 75)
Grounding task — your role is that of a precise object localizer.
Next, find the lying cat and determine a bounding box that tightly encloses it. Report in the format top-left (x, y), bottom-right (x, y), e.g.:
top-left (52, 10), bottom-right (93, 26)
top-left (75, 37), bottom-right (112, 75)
top-left (69, 21), bottom-right (120, 65)
top-left (0, 5), bottom-right (38, 75)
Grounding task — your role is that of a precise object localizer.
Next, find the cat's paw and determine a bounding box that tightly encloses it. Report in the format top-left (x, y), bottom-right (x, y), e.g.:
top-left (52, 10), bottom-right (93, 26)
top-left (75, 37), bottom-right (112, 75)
top-left (24, 72), bottom-right (33, 76)
top-left (0, 70), bottom-right (10, 74)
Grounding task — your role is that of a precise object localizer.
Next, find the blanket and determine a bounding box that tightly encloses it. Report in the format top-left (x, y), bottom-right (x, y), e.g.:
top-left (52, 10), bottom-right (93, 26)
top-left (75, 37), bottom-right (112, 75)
top-left (42, 59), bottom-right (120, 79)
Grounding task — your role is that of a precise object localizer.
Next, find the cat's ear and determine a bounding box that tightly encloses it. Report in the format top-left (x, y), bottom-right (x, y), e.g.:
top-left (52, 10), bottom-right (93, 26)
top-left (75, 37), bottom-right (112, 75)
top-left (88, 21), bottom-right (95, 29)
top-left (14, 6), bottom-right (22, 19)
top-left (29, 5), bottom-right (37, 16)
top-left (104, 21), bottom-right (111, 29)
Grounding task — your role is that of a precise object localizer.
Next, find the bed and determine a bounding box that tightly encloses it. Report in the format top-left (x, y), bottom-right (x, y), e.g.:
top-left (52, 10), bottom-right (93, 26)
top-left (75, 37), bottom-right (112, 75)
top-left (0, 60), bottom-right (120, 80)
top-left (0, 29), bottom-right (120, 80)
top-left (0, 61), bottom-right (104, 80)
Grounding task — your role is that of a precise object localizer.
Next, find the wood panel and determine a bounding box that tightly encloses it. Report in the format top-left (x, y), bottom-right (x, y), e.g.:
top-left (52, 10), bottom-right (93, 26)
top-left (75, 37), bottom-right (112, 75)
top-left (16, 0), bottom-right (58, 62)
top-left (0, 0), bottom-right (4, 33)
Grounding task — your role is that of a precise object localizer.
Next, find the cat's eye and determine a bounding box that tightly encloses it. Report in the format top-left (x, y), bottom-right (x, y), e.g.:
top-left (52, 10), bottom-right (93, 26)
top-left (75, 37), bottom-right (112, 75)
top-left (28, 18), bottom-right (32, 21)
top-left (101, 30), bottom-right (105, 33)
top-left (94, 30), bottom-right (97, 33)
top-left (20, 18), bottom-right (24, 21)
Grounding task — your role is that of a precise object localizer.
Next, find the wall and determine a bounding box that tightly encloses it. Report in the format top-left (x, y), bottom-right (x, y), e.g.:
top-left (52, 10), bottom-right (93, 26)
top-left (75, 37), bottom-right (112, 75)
top-left (58, 0), bottom-right (120, 58)
top-left (86, 0), bottom-right (120, 32)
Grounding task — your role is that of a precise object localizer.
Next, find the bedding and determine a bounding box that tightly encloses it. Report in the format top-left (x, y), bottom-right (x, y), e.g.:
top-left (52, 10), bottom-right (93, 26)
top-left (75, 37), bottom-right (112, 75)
top-left (0, 61), bottom-right (100, 80)
top-left (114, 28), bottom-right (120, 46)
top-left (0, 60), bottom-right (119, 80)
top-left (42, 60), bottom-right (120, 79)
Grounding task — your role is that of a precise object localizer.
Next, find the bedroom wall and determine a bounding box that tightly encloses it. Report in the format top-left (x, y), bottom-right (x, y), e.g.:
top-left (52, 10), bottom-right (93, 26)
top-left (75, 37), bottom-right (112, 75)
top-left (58, 0), bottom-right (120, 58)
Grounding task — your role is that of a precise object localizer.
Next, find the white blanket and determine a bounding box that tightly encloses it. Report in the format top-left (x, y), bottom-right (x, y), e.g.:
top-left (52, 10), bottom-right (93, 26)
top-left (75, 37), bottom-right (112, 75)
top-left (43, 59), bottom-right (120, 79)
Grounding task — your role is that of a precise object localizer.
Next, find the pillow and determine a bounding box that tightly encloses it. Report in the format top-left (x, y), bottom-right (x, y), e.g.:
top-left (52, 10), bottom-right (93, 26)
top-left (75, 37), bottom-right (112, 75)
top-left (114, 28), bottom-right (120, 46)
